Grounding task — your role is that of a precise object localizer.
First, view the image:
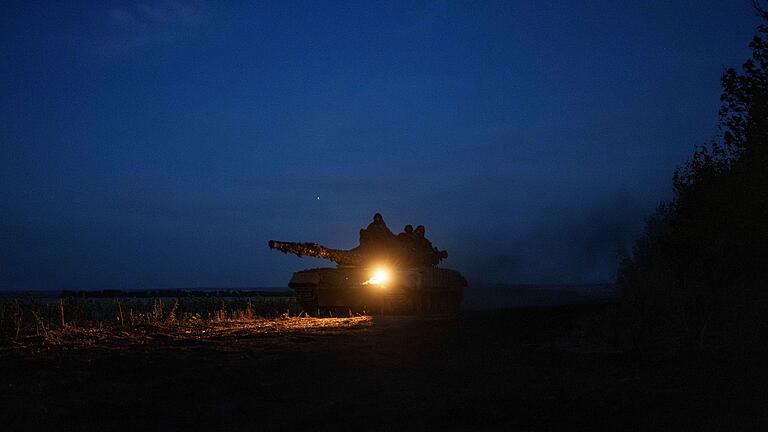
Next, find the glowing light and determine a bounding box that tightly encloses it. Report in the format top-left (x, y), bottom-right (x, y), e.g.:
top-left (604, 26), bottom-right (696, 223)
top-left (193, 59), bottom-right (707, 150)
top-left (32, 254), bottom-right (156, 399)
top-left (364, 268), bottom-right (390, 285)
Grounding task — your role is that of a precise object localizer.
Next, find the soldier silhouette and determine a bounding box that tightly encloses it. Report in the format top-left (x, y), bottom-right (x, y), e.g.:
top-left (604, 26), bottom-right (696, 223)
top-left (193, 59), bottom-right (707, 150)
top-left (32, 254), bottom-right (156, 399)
top-left (358, 213), bottom-right (396, 249)
top-left (414, 225), bottom-right (425, 237)
top-left (412, 225), bottom-right (446, 266)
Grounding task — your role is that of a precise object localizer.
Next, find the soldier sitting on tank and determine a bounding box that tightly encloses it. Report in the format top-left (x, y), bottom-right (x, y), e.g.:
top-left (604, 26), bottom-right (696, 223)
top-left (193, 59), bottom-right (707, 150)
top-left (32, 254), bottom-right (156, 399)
top-left (354, 213), bottom-right (404, 265)
top-left (358, 212), bottom-right (396, 248)
top-left (413, 225), bottom-right (447, 266)
top-left (395, 224), bottom-right (421, 266)
top-left (397, 224), bottom-right (415, 241)
top-left (414, 224), bottom-right (425, 237)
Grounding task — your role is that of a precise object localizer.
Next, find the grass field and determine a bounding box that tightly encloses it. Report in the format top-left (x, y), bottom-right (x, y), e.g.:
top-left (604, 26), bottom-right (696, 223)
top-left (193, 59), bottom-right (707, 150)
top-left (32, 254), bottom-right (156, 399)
top-left (0, 293), bottom-right (302, 344)
top-left (1, 297), bottom-right (766, 430)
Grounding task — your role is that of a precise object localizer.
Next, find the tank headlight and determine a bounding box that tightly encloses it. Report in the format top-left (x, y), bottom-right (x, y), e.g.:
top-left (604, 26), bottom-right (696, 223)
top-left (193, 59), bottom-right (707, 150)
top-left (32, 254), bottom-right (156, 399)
top-left (364, 268), bottom-right (390, 285)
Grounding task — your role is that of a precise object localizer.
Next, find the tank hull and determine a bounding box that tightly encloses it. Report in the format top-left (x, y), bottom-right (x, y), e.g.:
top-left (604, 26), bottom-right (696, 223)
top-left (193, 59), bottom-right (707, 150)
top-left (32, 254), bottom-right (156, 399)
top-left (288, 267), bottom-right (466, 315)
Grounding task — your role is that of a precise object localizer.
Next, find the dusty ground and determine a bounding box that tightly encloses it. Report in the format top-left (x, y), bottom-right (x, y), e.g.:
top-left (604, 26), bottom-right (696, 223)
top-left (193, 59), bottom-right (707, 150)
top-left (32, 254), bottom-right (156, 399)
top-left (0, 305), bottom-right (765, 431)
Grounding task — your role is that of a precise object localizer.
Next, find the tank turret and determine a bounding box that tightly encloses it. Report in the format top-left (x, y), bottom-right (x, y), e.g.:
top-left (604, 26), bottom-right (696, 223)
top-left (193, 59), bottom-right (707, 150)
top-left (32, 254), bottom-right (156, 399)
top-left (269, 213), bottom-right (448, 268)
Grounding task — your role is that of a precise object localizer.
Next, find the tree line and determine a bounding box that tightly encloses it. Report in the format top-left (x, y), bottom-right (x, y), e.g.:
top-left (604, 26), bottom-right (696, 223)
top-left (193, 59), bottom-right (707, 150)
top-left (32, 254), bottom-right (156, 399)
top-left (618, 3), bottom-right (768, 349)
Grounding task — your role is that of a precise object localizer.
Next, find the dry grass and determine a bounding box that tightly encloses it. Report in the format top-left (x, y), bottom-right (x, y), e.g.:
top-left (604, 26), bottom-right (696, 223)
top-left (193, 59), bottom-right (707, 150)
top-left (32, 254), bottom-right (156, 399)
top-left (0, 295), bottom-right (371, 349)
top-left (28, 316), bottom-right (374, 349)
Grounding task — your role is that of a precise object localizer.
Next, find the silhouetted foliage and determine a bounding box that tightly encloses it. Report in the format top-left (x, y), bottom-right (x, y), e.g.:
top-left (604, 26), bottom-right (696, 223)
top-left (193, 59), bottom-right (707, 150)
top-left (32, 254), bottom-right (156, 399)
top-left (619, 5), bottom-right (768, 349)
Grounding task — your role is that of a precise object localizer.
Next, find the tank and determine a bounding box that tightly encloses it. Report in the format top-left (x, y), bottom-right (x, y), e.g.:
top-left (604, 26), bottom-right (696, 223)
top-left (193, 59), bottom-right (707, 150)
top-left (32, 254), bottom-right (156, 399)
top-left (268, 214), bottom-right (467, 315)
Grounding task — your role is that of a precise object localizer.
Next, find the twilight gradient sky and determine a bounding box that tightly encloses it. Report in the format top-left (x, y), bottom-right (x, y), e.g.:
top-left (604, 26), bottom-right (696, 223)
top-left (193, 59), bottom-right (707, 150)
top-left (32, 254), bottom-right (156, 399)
top-left (0, 1), bottom-right (760, 290)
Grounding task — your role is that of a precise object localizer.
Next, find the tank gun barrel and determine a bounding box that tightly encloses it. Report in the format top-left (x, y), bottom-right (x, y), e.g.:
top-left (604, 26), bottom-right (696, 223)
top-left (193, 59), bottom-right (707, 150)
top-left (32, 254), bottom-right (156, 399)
top-left (268, 240), bottom-right (361, 266)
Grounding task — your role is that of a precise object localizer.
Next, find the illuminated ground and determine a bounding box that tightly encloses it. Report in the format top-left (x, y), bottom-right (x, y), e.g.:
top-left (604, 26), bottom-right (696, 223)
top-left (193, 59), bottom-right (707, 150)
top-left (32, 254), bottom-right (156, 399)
top-left (25, 316), bottom-right (375, 349)
top-left (1, 305), bottom-right (765, 431)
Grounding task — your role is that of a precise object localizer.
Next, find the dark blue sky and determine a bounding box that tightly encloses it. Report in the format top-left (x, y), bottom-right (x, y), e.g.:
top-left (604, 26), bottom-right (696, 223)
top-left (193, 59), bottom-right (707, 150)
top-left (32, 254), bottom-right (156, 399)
top-left (0, 1), bottom-right (760, 290)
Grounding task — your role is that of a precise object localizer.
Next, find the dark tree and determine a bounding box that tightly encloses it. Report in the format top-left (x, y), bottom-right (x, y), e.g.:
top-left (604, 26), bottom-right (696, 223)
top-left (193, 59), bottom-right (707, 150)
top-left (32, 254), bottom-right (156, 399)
top-left (618, 3), bottom-right (768, 349)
